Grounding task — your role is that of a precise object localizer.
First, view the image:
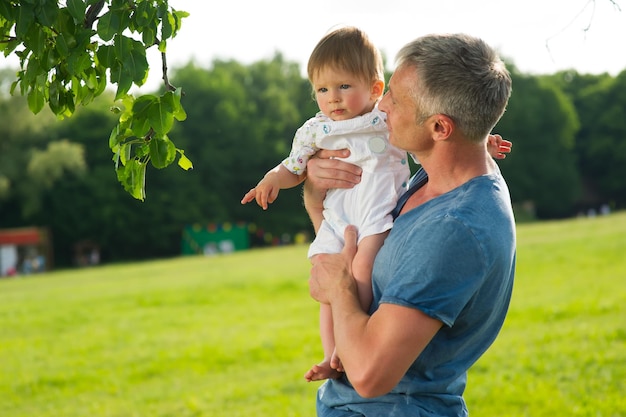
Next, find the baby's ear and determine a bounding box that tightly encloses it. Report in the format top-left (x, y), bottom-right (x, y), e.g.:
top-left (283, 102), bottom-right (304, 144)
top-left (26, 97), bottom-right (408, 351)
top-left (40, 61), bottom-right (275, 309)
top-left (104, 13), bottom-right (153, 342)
top-left (371, 79), bottom-right (385, 99)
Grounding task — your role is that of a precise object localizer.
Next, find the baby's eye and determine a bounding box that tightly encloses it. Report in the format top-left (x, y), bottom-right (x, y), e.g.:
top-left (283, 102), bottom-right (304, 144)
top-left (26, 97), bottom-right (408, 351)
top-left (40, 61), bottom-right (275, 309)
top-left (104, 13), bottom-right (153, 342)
top-left (317, 87), bottom-right (328, 93)
top-left (340, 84), bottom-right (351, 90)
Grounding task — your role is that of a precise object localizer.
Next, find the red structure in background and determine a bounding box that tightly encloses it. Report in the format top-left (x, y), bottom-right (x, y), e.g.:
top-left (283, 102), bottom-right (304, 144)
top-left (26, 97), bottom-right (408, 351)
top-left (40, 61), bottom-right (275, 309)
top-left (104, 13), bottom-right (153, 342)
top-left (0, 228), bottom-right (43, 245)
top-left (0, 227), bottom-right (52, 276)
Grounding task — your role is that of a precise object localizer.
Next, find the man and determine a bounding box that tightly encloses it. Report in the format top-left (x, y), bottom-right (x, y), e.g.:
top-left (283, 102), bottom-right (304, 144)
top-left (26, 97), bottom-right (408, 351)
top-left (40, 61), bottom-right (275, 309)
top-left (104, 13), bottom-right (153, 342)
top-left (305, 33), bottom-right (516, 416)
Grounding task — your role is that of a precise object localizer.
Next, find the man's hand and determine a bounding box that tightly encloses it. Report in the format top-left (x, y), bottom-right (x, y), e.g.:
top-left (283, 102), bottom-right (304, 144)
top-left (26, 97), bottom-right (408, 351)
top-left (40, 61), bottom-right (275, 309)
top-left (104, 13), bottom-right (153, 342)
top-left (304, 149), bottom-right (363, 233)
top-left (309, 225), bottom-right (359, 304)
top-left (306, 149), bottom-right (363, 190)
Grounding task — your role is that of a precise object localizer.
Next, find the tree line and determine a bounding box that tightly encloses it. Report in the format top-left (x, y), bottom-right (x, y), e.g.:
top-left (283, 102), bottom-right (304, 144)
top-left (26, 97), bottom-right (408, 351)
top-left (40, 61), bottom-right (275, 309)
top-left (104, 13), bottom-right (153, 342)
top-left (0, 55), bottom-right (624, 267)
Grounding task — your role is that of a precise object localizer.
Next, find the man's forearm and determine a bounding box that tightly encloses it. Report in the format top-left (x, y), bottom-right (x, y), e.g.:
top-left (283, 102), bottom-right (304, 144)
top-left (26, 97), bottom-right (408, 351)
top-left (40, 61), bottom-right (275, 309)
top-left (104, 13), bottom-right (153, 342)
top-left (329, 286), bottom-right (385, 396)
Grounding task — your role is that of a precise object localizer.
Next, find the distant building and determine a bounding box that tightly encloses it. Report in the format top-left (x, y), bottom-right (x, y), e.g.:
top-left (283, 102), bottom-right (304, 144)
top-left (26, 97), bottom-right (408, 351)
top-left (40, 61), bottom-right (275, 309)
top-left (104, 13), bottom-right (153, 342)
top-left (181, 223), bottom-right (250, 256)
top-left (0, 227), bottom-right (52, 276)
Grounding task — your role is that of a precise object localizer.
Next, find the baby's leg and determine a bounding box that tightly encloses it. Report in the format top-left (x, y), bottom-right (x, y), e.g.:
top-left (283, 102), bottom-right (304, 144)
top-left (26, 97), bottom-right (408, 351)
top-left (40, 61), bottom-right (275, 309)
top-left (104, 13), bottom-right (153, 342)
top-left (305, 231), bottom-right (389, 382)
top-left (304, 303), bottom-right (343, 382)
top-left (351, 231), bottom-right (389, 312)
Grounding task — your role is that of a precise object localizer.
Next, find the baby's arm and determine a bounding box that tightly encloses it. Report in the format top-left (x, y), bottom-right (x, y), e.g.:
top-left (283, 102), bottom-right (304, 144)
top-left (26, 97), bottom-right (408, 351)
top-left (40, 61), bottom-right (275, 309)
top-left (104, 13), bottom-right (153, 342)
top-left (487, 134), bottom-right (512, 159)
top-left (241, 164), bottom-right (305, 210)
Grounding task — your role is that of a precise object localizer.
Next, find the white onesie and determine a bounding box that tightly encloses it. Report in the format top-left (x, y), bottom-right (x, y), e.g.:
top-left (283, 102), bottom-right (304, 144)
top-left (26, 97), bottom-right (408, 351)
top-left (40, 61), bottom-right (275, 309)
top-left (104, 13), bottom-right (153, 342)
top-left (282, 106), bottom-right (410, 258)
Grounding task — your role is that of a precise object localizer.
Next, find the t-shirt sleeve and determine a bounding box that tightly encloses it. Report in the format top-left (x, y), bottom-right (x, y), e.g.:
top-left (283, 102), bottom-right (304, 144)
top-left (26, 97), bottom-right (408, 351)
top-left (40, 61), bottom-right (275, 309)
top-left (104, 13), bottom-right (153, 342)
top-left (379, 216), bottom-right (487, 327)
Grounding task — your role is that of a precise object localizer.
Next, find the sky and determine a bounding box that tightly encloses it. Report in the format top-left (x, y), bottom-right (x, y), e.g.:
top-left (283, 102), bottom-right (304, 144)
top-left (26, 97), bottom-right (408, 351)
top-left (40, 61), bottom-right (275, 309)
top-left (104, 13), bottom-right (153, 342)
top-left (136, 0), bottom-right (625, 90)
top-left (2, 0), bottom-right (625, 91)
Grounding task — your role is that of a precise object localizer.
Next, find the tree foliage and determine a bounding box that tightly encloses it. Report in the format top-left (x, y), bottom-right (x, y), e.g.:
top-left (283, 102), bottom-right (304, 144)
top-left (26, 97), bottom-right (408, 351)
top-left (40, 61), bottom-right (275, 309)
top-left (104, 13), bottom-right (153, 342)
top-left (0, 0), bottom-right (190, 200)
top-left (1, 58), bottom-right (625, 265)
top-left (0, 54), bottom-right (318, 265)
top-left (0, 72), bottom-right (86, 218)
top-left (550, 70), bottom-right (626, 208)
top-left (496, 68), bottom-right (582, 218)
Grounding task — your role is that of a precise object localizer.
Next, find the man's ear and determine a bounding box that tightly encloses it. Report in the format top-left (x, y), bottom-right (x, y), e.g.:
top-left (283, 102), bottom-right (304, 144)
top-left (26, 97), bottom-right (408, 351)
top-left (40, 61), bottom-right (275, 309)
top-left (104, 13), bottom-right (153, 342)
top-left (431, 114), bottom-right (455, 141)
top-left (371, 80), bottom-right (385, 100)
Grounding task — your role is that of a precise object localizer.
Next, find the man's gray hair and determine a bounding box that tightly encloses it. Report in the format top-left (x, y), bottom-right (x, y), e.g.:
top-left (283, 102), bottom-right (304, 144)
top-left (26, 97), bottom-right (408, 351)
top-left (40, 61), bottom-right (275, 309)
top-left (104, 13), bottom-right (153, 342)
top-left (396, 33), bottom-right (512, 141)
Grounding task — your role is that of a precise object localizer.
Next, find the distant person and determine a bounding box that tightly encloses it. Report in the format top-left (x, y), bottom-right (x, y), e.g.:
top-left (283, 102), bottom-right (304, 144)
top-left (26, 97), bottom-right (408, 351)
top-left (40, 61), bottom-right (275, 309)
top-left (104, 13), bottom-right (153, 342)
top-left (242, 26), bottom-right (410, 381)
top-left (305, 32), bottom-right (516, 416)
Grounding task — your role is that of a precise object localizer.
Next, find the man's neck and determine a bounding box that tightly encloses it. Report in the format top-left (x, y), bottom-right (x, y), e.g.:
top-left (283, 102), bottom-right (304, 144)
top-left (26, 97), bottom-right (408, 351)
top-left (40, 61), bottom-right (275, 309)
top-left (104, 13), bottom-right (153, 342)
top-left (413, 141), bottom-right (494, 203)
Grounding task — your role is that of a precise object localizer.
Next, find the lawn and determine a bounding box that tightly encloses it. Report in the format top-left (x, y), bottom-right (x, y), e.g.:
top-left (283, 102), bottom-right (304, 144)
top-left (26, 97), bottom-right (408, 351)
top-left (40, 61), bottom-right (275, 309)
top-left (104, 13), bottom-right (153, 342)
top-left (1, 211), bottom-right (625, 416)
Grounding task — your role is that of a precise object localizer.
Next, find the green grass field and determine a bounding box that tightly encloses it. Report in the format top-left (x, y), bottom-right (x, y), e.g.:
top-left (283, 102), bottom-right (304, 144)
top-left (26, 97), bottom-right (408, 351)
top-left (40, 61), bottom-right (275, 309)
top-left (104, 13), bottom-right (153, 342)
top-left (1, 212), bottom-right (625, 417)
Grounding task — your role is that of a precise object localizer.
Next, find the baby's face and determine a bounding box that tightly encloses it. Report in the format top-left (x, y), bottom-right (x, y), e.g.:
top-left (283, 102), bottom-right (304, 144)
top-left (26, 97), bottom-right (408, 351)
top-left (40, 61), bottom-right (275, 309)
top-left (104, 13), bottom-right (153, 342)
top-left (312, 67), bottom-right (378, 121)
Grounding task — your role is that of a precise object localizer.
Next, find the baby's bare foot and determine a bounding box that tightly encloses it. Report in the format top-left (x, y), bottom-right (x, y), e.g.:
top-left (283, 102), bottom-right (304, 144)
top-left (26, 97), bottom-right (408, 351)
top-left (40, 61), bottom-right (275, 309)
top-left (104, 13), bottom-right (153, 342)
top-left (304, 360), bottom-right (344, 382)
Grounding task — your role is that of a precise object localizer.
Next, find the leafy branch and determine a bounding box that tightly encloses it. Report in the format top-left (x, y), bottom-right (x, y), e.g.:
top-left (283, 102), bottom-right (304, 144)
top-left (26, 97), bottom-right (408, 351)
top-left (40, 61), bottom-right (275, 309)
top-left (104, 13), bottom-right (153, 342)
top-left (0, 0), bottom-right (192, 200)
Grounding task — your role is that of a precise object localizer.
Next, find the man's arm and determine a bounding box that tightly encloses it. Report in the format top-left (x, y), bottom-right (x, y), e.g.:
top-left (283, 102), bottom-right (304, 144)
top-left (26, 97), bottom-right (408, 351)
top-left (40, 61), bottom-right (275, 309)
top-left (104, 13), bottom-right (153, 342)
top-left (309, 226), bottom-right (443, 398)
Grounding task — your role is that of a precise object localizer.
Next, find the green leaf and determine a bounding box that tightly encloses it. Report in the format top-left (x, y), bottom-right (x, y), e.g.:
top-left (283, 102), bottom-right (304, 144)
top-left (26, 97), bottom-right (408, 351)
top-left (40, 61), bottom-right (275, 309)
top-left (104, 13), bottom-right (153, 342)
top-left (116, 159), bottom-right (146, 201)
top-left (131, 94), bottom-right (157, 137)
top-left (100, 6), bottom-right (130, 40)
top-left (141, 26), bottom-right (157, 47)
top-left (171, 10), bottom-right (189, 35)
top-left (158, 89), bottom-right (187, 123)
top-left (42, 47), bottom-right (60, 71)
top-left (34, 2), bottom-right (58, 27)
top-left (25, 56), bottom-right (42, 83)
top-left (56, 32), bottom-right (70, 57)
top-left (48, 79), bottom-right (62, 114)
top-left (96, 11), bottom-right (116, 42)
top-left (63, 89), bottom-right (76, 117)
top-left (66, 0), bottom-right (87, 23)
top-left (135, 142), bottom-right (150, 159)
top-left (24, 23), bottom-right (46, 55)
top-left (109, 123), bottom-right (132, 149)
top-left (113, 33), bottom-right (131, 60)
top-left (149, 135), bottom-right (176, 169)
top-left (134, 1), bottom-right (157, 28)
top-left (109, 125), bottom-right (122, 149)
top-left (16, 3), bottom-right (35, 37)
top-left (177, 150), bottom-right (193, 171)
top-left (93, 65), bottom-right (108, 96)
top-left (157, 39), bottom-right (167, 53)
top-left (110, 35), bottom-right (149, 92)
top-left (131, 94), bottom-right (155, 113)
top-left (95, 44), bottom-right (114, 68)
top-left (0, 32), bottom-right (20, 56)
top-left (120, 142), bottom-right (133, 166)
top-left (0, 1), bottom-right (16, 20)
top-left (161, 11), bottom-right (173, 40)
top-left (125, 42), bottom-right (149, 84)
top-left (171, 87), bottom-right (187, 121)
top-left (147, 98), bottom-right (174, 135)
top-left (84, 67), bottom-right (98, 89)
top-left (27, 86), bottom-right (45, 114)
top-left (110, 61), bottom-right (133, 100)
top-left (66, 50), bottom-right (91, 76)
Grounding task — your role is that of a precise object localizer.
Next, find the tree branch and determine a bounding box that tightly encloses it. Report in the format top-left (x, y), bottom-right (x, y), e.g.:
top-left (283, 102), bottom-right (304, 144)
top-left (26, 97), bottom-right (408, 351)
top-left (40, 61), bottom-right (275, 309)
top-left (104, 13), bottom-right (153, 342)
top-left (544, 0), bottom-right (621, 63)
top-left (161, 51), bottom-right (177, 92)
top-left (84, 0), bottom-right (105, 29)
top-left (608, 0), bottom-right (622, 11)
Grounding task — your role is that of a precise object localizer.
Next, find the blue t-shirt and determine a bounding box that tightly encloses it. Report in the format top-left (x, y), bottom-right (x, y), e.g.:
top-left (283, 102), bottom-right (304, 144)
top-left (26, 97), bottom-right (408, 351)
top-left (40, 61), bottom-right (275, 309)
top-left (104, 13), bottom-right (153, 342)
top-left (317, 168), bottom-right (516, 417)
